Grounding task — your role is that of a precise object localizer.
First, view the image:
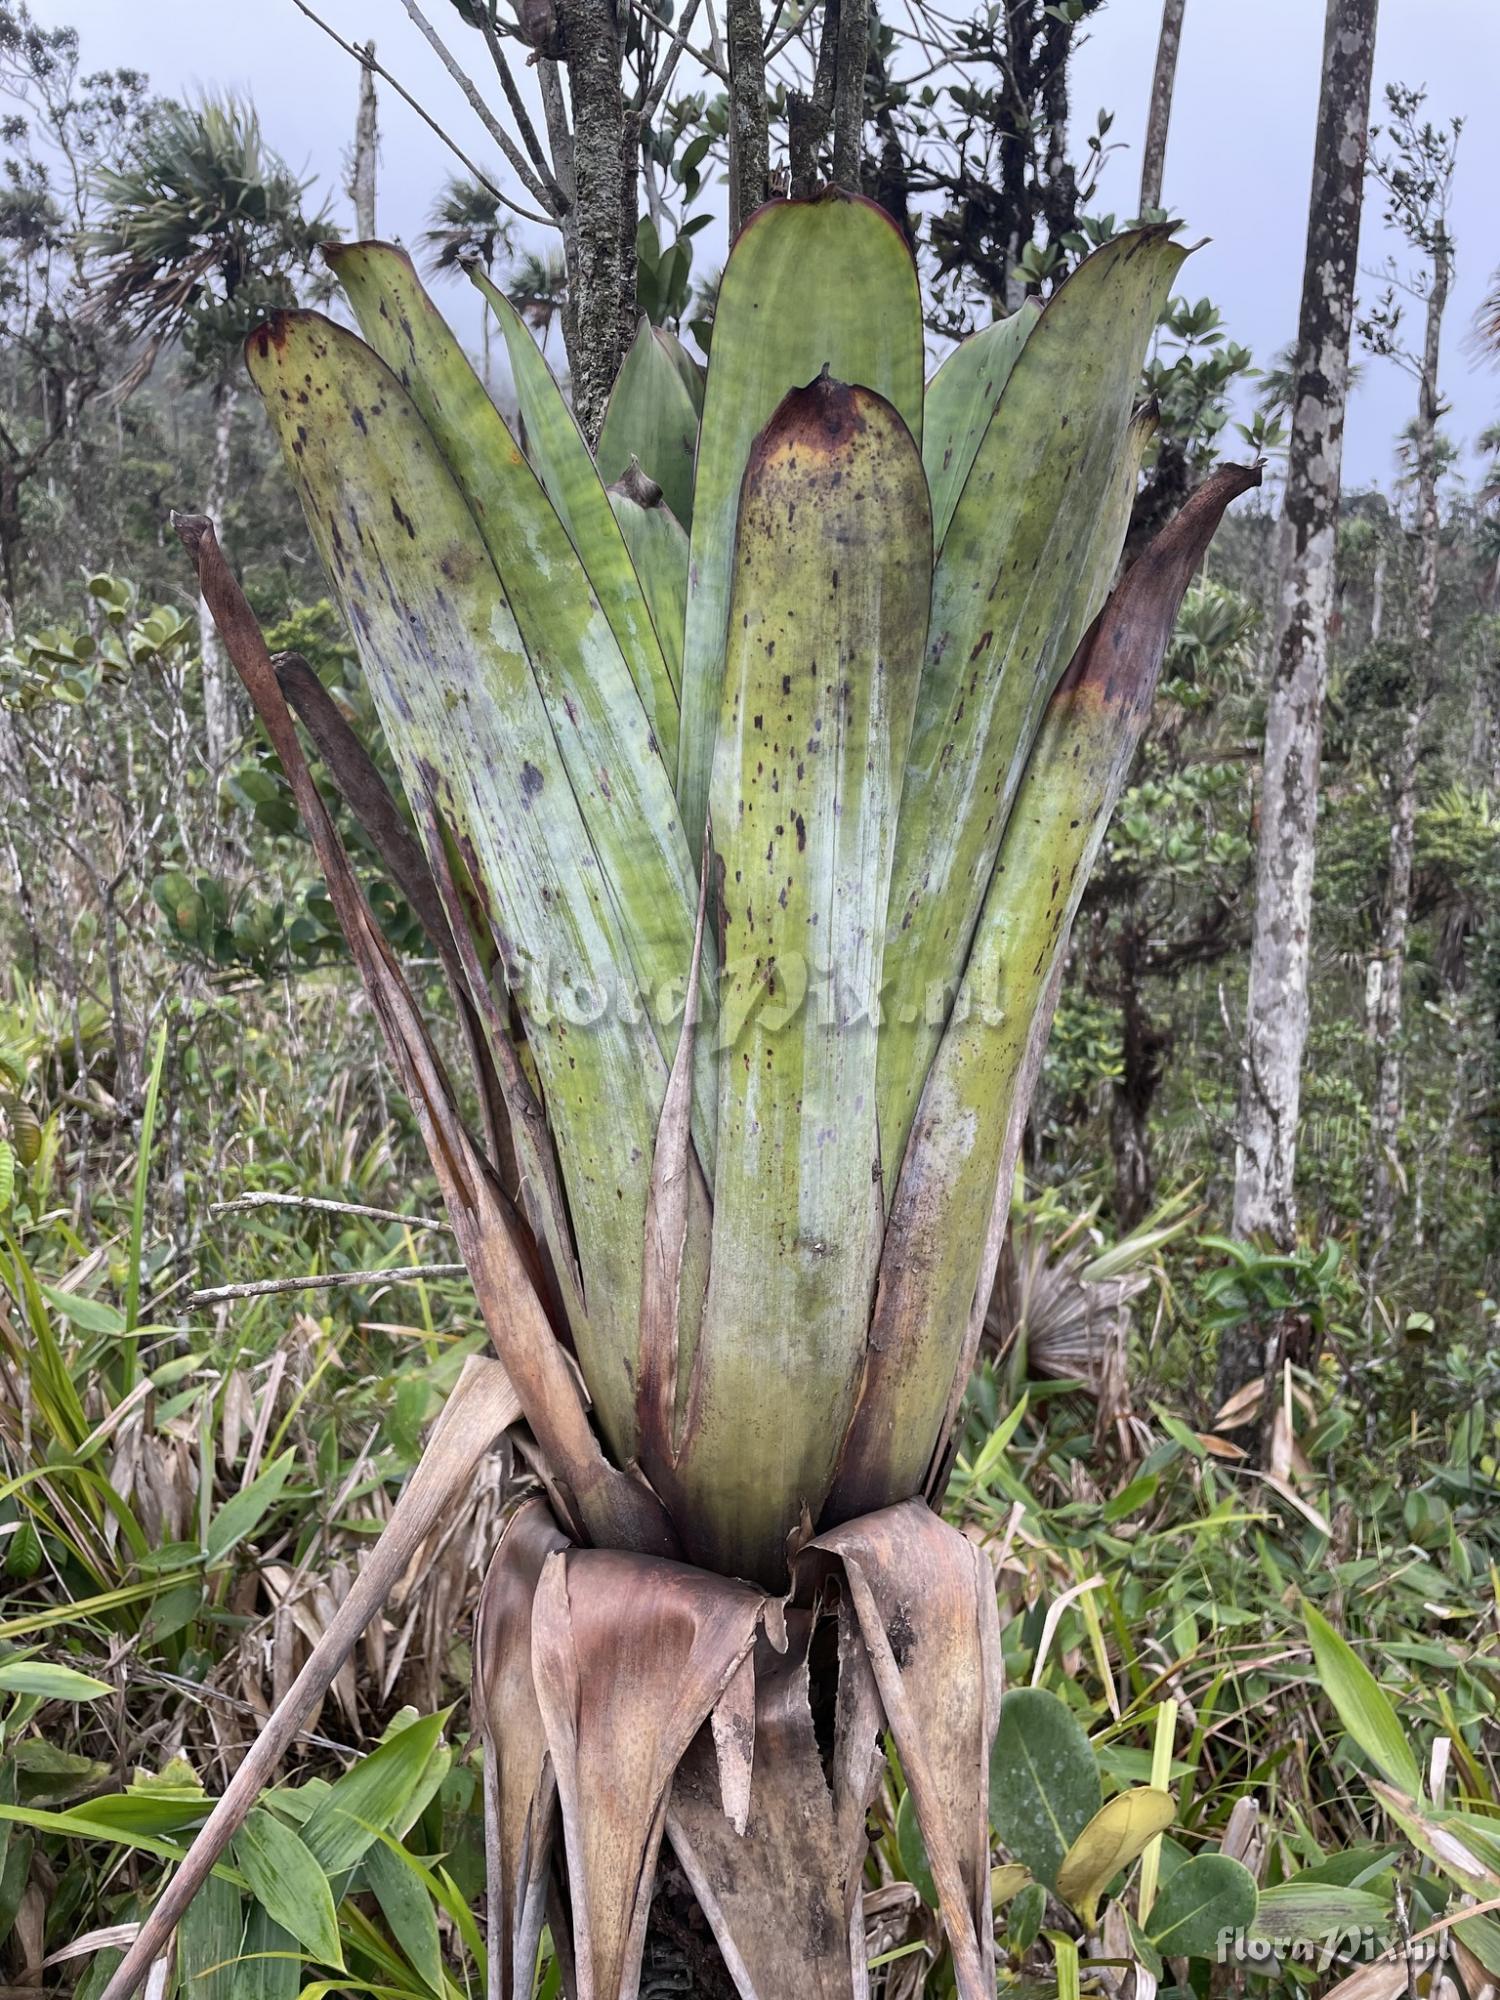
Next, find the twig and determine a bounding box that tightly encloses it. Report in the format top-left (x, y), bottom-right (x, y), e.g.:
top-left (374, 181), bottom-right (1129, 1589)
top-left (285, 0), bottom-right (555, 227)
top-left (396, 0), bottom-right (565, 216)
top-left (188, 1264), bottom-right (466, 1307)
top-left (208, 1192), bottom-right (452, 1233)
top-left (639, 0), bottom-right (713, 113)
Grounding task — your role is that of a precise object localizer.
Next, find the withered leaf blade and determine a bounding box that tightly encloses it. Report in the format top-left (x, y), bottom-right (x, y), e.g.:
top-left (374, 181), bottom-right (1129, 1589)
top-left (800, 1502), bottom-right (1002, 2000)
top-left (172, 514), bottom-right (678, 1567)
top-left (530, 1549), bottom-right (768, 2000)
top-left (273, 647), bottom-right (523, 1198)
top-left (95, 1354), bottom-right (522, 2000)
top-left (667, 1612), bottom-right (861, 2000)
top-left (475, 1497), bottom-right (572, 2000)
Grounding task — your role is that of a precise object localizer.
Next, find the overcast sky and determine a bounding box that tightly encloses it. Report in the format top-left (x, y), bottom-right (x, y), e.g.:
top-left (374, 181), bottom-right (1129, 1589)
top-left (55, 0), bottom-right (1500, 492)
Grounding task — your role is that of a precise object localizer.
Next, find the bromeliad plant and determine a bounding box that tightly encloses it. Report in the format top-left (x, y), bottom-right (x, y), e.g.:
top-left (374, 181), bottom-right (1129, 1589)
top-left (98, 191), bottom-right (1255, 2000)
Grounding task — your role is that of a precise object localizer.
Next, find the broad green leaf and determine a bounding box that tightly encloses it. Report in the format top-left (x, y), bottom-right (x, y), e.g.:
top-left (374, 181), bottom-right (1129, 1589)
top-left (38, 1284), bottom-right (123, 1335)
top-left (878, 227), bottom-right (1185, 1178)
top-left (248, 311), bottom-right (680, 1463)
top-left (655, 324), bottom-right (704, 413)
top-left (234, 1809), bottom-right (343, 1969)
top-left (364, 1836), bottom-right (443, 1992)
top-left (1146, 1853), bottom-right (1258, 1958)
top-left (472, 268), bottom-right (678, 758)
top-left (205, 1449), bottom-right (295, 1563)
top-left (327, 246), bottom-right (710, 1125)
top-left (1303, 1601), bottom-right (1422, 1797)
top-left (608, 468), bottom-right (690, 697)
top-left (597, 316), bottom-right (699, 530)
top-left (1055, 1787), bottom-right (1176, 1926)
top-left (896, 1788), bottom-right (937, 1910)
top-left (921, 302), bottom-right (1039, 548)
top-left (988, 1688), bottom-right (1101, 1890)
top-left (302, 1712), bottom-right (448, 1875)
top-left (178, 1865), bottom-right (242, 2000)
top-left (834, 458), bottom-right (1253, 1518)
top-left (1457, 1912), bottom-right (1500, 1980)
top-left (0, 1661), bottom-right (111, 1700)
top-left (1251, 1881), bottom-right (1390, 1947)
top-left (230, 1905), bottom-right (300, 2000)
top-left (1008, 1880), bottom-right (1046, 1952)
top-left (672, 376), bottom-right (930, 1585)
top-left (677, 190), bottom-right (924, 860)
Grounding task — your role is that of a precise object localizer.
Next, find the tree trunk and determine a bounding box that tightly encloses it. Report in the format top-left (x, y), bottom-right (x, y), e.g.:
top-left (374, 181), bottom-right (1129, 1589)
top-left (201, 378), bottom-right (239, 772)
top-left (1139, 0), bottom-right (1185, 215)
top-left (1223, 0), bottom-right (1377, 1403)
top-left (1365, 246), bottom-right (1450, 1252)
top-left (830, 0), bottom-right (869, 190)
top-left (726, 0), bottom-right (770, 233)
top-left (557, 0), bottom-right (636, 443)
top-left (350, 43), bottom-right (378, 238)
top-left (1110, 915), bottom-right (1165, 1230)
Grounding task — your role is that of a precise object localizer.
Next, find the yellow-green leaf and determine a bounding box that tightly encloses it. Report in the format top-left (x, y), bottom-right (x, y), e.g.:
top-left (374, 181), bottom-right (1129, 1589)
top-left (1055, 1787), bottom-right (1175, 1927)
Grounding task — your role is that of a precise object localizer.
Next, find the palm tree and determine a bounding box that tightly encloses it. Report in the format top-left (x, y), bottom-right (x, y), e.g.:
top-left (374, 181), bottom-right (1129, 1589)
top-left (421, 172), bottom-right (514, 385)
top-left (87, 95), bottom-right (330, 768)
top-left (100, 204), bottom-right (1255, 2000)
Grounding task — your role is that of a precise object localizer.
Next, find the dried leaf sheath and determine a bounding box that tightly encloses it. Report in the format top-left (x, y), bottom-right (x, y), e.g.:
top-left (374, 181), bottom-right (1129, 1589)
top-left (530, 1551), bottom-right (769, 2000)
top-left (474, 1499), bottom-right (571, 2000)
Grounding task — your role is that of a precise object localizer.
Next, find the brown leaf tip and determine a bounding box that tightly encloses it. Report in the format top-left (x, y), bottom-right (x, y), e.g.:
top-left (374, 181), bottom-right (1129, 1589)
top-left (611, 456), bottom-right (665, 509)
top-left (751, 371), bottom-right (870, 473)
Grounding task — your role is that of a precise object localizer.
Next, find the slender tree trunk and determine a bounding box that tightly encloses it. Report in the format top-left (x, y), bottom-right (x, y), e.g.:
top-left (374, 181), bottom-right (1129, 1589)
top-left (1370, 542), bottom-right (1386, 640)
top-left (830, 0), bottom-right (869, 190)
top-left (557, 0), bottom-right (635, 442)
top-left (726, 0), bottom-right (770, 232)
top-left (201, 378), bottom-right (239, 772)
top-left (350, 44), bottom-right (378, 238)
top-left (1222, 0), bottom-right (1377, 1403)
top-left (1139, 0), bottom-right (1186, 215)
top-left (1366, 247), bottom-right (1450, 1251)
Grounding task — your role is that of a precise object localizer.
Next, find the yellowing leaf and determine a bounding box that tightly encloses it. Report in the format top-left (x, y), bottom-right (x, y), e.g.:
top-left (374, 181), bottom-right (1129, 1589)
top-left (1055, 1787), bottom-right (1175, 1927)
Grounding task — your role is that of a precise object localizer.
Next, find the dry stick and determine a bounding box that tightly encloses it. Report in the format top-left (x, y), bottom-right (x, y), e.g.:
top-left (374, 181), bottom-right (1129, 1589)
top-left (187, 1264), bottom-right (467, 1308)
top-left (92, 1354), bottom-right (522, 2000)
top-left (209, 1192), bottom-right (451, 1232)
top-left (285, 0), bottom-right (554, 227)
top-left (395, 0), bottom-right (565, 215)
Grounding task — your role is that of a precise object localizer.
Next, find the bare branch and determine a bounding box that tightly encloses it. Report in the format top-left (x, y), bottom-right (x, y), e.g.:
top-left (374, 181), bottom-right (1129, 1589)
top-left (209, 1192), bottom-right (453, 1231)
top-left (187, 1263), bottom-right (466, 1307)
top-left (396, 0), bottom-right (565, 216)
top-left (285, 0), bottom-right (557, 228)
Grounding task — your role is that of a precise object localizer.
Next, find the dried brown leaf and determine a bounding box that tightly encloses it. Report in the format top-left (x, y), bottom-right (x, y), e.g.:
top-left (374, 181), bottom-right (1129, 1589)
top-left (530, 1549), bottom-right (768, 2000)
top-left (800, 1502), bottom-right (1001, 2000)
top-left (475, 1497), bottom-right (571, 2000)
top-left (668, 1612), bottom-right (861, 2000)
